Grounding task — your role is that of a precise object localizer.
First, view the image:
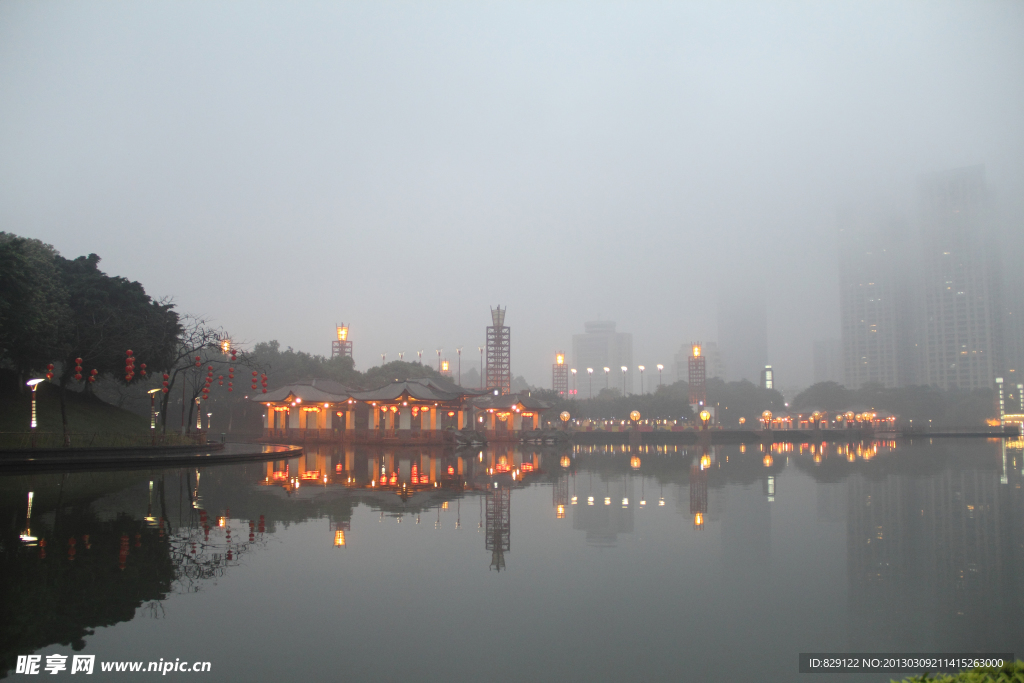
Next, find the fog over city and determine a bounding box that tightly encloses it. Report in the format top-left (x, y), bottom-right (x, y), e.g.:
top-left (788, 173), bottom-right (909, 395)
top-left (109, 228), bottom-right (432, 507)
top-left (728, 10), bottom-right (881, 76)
top-left (2, 2), bottom-right (1022, 389)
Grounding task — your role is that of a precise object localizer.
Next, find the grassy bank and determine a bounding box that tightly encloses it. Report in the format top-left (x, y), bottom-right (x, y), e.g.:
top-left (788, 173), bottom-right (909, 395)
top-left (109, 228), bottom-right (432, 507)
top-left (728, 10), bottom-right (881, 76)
top-left (0, 381), bottom-right (149, 434)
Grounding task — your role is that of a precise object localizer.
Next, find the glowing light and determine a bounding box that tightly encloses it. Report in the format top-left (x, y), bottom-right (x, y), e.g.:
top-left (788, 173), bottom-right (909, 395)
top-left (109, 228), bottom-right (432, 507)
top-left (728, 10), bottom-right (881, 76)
top-left (555, 352), bottom-right (564, 365)
top-left (630, 410), bottom-right (641, 422)
top-left (334, 530), bottom-right (346, 546)
top-left (337, 325), bottom-right (349, 341)
top-left (763, 455), bottom-right (773, 467)
top-left (692, 344), bottom-right (701, 358)
top-left (560, 411), bottom-right (570, 422)
top-left (630, 456), bottom-right (641, 470)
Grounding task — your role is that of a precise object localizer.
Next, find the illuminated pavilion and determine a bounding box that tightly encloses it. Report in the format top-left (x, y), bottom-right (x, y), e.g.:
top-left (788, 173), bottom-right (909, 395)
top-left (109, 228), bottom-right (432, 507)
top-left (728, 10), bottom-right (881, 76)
top-left (257, 377), bottom-right (488, 444)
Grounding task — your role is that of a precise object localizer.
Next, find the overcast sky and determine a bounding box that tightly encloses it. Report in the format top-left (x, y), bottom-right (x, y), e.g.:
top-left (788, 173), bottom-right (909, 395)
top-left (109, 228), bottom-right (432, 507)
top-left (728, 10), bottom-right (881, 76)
top-left (2, 1), bottom-right (1022, 388)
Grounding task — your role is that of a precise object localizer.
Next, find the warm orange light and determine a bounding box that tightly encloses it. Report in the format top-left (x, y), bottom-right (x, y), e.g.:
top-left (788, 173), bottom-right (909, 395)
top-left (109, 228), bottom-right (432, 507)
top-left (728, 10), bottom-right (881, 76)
top-left (556, 504), bottom-right (565, 519)
top-left (555, 352), bottom-right (565, 365)
top-left (762, 410), bottom-right (773, 422)
top-left (694, 512), bottom-right (704, 527)
top-left (630, 456), bottom-right (641, 470)
top-left (692, 344), bottom-right (701, 358)
top-left (700, 454), bottom-right (711, 469)
top-left (559, 411), bottom-right (570, 422)
top-left (337, 325), bottom-right (348, 341)
top-left (630, 410), bottom-right (641, 422)
top-left (334, 530), bottom-right (346, 546)
top-left (763, 455), bottom-right (773, 467)
top-left (560, 455), bottom-right (571, 468)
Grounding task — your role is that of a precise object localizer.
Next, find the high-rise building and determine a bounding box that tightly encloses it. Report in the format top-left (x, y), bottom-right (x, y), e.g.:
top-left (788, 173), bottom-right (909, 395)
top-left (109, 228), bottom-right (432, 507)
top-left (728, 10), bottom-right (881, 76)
top-left (572, 321), bottom-right (633, 395)
top-left (813, 339), bottom-right (843, 384)
top-left (837, 208), bottom-right (910, 389)
top-left (717, 292), bottom-right (767, 383)
top-left (919, 166), bottom-right (1002, 390)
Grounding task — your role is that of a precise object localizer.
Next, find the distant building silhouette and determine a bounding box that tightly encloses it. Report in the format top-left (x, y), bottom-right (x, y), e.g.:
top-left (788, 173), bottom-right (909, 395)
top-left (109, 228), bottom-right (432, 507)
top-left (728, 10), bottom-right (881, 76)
top-left (573, 321), bottom-right (633, 394)
top-left (717, 291), bottom-right (767, 383)
top-left (675, 341), bottom-right (725, 383)
top-left (918, 166), bottom-right (1002, 390)
top-left (813, 339), bottom-right (843, 384)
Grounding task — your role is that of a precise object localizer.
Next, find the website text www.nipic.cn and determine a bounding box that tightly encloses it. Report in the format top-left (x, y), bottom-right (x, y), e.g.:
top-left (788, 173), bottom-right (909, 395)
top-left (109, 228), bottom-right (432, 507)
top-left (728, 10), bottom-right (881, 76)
top-left (15, 655), bottom-right (212, 675)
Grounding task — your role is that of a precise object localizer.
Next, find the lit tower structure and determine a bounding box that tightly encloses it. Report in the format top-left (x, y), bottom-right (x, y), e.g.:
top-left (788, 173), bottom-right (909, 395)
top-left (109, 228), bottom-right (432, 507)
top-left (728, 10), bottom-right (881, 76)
top-left (486, 486), bottom-right (511, 571)
top-left (553, 352), bottom-right (569, 398)
top-left (688, 343), bottom-right (707, 417)
top-left (486, 306), bottom-right (511, 395)
top-left (332, 324), bottom-right (352, 359)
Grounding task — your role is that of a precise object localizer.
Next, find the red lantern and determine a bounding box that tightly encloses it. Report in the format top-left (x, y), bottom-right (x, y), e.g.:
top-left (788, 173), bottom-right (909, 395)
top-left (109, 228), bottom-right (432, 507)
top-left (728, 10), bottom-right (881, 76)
top-left (75, 357), bottom-right (82, 365)
top-left (252, 370), bottom-right (258, 377)
top-left (90, 369), bottom-right (98, 375)
top-left (74, 373), bottom-right (82, 381)
top-left (262, 388), bottom-right (267, 393)
top-left (162, 387), bottom-right (168, 393)
top-left (162, 373), bottom-right (169, 380)
top-left (88, 376), bottom-right (96, 383)
top-left (126, 350), bottom-right (133, 357)
top-left (47, 363), bottom-right (54, 371)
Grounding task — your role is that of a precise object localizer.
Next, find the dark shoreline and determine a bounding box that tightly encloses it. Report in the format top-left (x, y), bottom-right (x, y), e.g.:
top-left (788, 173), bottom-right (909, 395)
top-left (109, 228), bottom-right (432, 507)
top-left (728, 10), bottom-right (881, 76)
top-left (0, 442), bottom-right (303, 473)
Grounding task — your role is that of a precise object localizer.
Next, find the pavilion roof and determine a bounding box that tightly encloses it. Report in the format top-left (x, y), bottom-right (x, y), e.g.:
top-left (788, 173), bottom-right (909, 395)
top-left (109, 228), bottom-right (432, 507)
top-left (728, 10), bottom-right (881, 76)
top-left (350, 378), bottom-right (477, 404)
top-left (253, 378), bottom-right (355, 404)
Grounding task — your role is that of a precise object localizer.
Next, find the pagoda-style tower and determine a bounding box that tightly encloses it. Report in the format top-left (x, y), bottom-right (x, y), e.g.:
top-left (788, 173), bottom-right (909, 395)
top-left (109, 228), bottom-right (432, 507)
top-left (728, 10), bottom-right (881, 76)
top-left (486, 306), bottom-right (511, 395)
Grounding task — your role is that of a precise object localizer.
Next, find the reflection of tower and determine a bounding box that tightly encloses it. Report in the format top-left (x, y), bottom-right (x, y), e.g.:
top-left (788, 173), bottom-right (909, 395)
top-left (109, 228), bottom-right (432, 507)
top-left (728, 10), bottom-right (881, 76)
top-left (486, 306), bottom-right (511, 395)
top-left (486, 487), bottom-right (511, 571)
top-left (690, 463), bottom-right (708, 529)
top-left (553, 474), bottom-right (569, 519)
top-left (688, 343), bottom-right (706, 411)
top-left (332, 324), bottom-right (352, 359)
top-left (553, 352), bottom-right (569, 398)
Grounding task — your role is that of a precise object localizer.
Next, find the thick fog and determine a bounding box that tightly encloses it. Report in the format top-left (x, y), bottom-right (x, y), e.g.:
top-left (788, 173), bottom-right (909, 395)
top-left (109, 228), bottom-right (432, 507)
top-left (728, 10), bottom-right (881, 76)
top-left (2, 2), bottom-right (1022, 389)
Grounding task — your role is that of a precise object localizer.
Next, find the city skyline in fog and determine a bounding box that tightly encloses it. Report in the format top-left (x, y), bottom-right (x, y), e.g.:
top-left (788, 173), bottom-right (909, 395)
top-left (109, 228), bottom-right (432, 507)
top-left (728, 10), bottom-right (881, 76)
top-left (2, 2), bottom-right (1022, 389)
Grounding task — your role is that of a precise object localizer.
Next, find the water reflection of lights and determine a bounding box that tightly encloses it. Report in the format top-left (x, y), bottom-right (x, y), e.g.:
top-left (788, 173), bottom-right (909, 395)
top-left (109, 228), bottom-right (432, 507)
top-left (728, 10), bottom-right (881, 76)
top-left (587, 496), bottom-right (594, 505)
top-left (763, 455), bottom-right (773, 467)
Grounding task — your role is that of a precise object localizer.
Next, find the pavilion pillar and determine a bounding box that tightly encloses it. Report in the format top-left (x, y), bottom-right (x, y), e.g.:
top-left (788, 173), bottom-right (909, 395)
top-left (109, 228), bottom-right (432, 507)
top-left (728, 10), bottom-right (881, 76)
top-left (385, 410), bottom-right (394, 430)
top-left (457, 409), bottom-right (465, 430)
top-left (489, 412), bottom-right (496, 431)
top-left (346, 408), bottom-right (355, 431)
top-left (371, 408), bottom-right (379, 430)
top-left (430, 409), bottom-right (437, 431)
top-left (399, 409), bottom-right (411, 430)
top-left (323, 408), bottom-right (331, 430)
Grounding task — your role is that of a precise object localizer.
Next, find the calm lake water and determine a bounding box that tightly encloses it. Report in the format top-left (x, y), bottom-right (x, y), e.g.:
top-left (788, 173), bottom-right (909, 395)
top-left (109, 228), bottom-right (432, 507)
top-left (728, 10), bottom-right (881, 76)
top-left (2, 438), bottom-right (1022, 682)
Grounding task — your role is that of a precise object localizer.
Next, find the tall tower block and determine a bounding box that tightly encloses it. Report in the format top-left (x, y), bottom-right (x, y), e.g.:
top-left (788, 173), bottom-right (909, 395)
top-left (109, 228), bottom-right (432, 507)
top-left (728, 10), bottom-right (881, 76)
top-left (486, 306), bottom-right (511, 395)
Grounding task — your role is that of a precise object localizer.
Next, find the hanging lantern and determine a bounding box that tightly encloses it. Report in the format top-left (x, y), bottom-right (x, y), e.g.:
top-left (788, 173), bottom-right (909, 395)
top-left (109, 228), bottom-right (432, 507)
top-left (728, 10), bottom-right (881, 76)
top-left (262, 388), bottom-right (267, 393)
top-left (75, 373), bottom-right (82, 381)
top-left (87, 375), bottom-right (96, 383)
top-left (126, 350), bottom-right (133, 357)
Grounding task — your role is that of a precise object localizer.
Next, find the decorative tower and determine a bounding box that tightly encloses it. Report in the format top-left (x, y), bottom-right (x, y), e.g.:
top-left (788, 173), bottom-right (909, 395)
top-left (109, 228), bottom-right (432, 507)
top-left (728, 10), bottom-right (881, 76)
top-left (486, 486), bottom-right (511, 571)
top-left (486, 306), bottom-right (511, 395)
top-left (688, 342), bottom-right (706, 410)
top-left (552, 351), bottom-right (569, 398)
top-left (332, 324), bottom-right (352, 359)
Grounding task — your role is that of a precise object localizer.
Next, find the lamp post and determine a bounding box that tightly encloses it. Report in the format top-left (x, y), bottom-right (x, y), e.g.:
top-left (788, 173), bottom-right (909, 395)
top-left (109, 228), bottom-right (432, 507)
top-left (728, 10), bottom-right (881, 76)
top-left (398, 352), bottom-right (404, 361)
top-left (436, 348), bottom-right (442, 372)
top-left (206, 412), bottom-right (212, 430)
top-left (195, 397), bottom-right (201, 431)
top-left (638, 366), bottom-right (645, 395)
top-left (587, 368), bottom-right (593, 399)
top-left (381, 352), bottom-right (386, 365)
top-left (657, 364), bottom-right (663, 388)
top-left (621, 366), bottom-right (628, 396)
top-left (147, 388), bottom-right (162, 430)
top-left (457, 347), bottom-right (463, 386)
top-left (417, 350), bottom-right (423, 363)
top-left (26, 379), bottom-right (44, 439)
top-left (571, 368), bottom-right (577, 398)
top-left (479, 346), bottom-right (484, 389)
top-left (604, 367), bottom-right (610, 390)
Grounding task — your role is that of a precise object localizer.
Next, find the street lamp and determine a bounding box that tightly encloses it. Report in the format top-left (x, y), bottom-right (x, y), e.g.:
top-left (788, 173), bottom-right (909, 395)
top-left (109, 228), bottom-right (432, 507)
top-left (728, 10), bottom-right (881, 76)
top-left (147, 388), bottom-right (162, 430)
top-left (621, 366), bottom-right (628, 396)
top-left (26, 379), bottom-right (44, 432)
top-left (656, 364), bottom-right (663, 388)
top-left (206, 412), bottom-right (212, 430)
top-left (571, 368), bottom-right (577, 398)
top-left (638, 366), bottom-right (645, 395)
top-left (436, 348), bottom-right (442, 372)
top-left (587, 368), bottom-right (593, 399)
top-left (398, 352), bottom-right (404, 361)
top-left (457, 347), bottom-right (463, 386)
top-left (479, 346), bottom-right (484, 389)
top-left (604, 367), bottom-right (610, 390)
top-left (381, 352), bottom-right (386, 365)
